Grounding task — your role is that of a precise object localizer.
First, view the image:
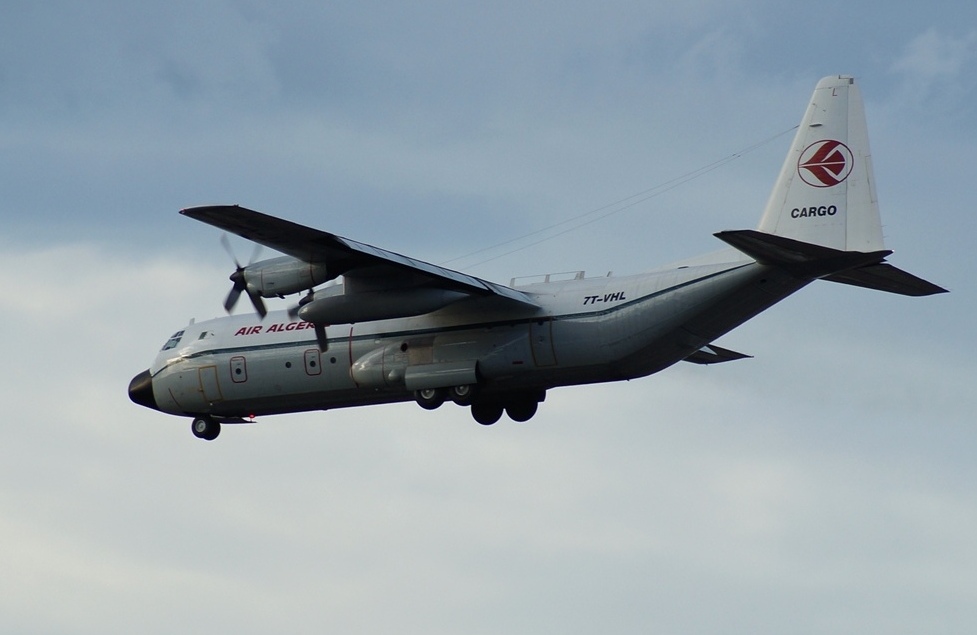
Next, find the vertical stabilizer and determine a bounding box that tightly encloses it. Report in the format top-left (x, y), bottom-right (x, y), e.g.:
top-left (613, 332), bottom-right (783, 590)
top-left (758, 76), bottom-right (884, 252)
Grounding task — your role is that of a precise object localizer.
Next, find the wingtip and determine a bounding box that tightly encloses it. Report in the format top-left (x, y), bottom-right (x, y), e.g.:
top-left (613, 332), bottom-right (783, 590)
top-left (180, 204), bottom-right (245, 217)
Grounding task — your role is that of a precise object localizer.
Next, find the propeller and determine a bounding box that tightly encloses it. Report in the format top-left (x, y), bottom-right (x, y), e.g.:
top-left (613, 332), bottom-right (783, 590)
top-left (286, 289), bottom-right (315, 320)
top-left (288, 290), bottom-right (328, 351)
top-left (221, 234), bottom-right (267, 318)
top-left (314, 323), bottom-right (329, 352)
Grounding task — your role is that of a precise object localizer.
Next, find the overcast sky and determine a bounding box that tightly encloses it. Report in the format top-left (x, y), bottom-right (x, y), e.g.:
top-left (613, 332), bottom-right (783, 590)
top-left (2, 2), bottom-right (975, 633)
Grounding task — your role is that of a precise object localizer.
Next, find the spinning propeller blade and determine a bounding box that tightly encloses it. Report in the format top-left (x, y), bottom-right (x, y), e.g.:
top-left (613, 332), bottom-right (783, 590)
top-left (314, 323), bottom-right (329, 352)
top-left (220, 234), bottom-right (266, 318)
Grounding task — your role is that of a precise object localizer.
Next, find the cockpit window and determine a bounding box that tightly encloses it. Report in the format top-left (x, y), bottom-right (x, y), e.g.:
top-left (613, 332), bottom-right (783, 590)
top-left (161, 330), bottom-right (185, 351)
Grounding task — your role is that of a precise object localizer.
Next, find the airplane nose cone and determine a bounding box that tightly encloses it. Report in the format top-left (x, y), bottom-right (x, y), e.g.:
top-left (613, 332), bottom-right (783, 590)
top-left (128, 369), bottom-right (159, 411)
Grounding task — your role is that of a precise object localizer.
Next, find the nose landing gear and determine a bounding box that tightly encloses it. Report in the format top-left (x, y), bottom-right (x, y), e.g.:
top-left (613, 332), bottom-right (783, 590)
top-left (191, 416), bottom-right (221, 441)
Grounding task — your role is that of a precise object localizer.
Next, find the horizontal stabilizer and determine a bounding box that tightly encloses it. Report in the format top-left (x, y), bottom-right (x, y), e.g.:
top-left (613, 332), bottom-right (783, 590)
top-left (684, 344), bottom-right (752, 365)
top-left (716, 229), bottom-right (946, 296)
top-left (715, 229), bottom-right (890, 272)
top-left (823, 264), bottom-right (947, 296)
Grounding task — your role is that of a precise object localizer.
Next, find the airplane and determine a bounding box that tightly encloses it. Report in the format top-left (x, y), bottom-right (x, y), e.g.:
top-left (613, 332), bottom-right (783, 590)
top-left (129, 75), bottom-right (946, 440)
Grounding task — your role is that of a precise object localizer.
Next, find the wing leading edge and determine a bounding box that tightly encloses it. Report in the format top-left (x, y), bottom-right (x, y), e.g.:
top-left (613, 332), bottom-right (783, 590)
top-left (180, 205), bottom-right (539, 309)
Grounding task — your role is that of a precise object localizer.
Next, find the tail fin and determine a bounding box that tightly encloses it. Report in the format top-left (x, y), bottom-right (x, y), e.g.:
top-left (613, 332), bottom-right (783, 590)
top-left (758, 75), bottom-right (883, 252)
top-left (724, 75), bottom-right (947, 296)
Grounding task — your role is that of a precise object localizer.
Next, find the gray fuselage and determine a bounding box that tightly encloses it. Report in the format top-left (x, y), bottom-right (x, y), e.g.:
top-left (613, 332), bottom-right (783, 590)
top-left (140, 256), bottom-right (806, 419)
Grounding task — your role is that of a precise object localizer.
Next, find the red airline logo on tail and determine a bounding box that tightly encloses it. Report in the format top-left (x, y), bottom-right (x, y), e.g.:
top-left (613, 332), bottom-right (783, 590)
top-left (798, 140), bottom-right (853, 187)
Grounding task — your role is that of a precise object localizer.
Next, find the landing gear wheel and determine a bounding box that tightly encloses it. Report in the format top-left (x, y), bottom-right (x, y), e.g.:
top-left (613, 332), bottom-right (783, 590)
top-left (505, 400), bottom-right (538, 423)
top-left (191, 417), bottom-right (221, 441)
top-left (415, 388), bottom-right (446, 411)
top-left (471, 402), bottom-right (503, 426)
top-left (449, 384), bottom-right (477, 406)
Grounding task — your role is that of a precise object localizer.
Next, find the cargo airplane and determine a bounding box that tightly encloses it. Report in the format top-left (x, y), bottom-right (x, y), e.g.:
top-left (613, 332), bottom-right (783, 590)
top-left (129, 76), bottom-right (945, 440)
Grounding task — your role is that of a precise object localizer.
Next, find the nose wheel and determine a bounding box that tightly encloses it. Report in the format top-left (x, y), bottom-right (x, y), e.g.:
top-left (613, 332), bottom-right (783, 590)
top-left (191, 416), bottom-right (221, 441)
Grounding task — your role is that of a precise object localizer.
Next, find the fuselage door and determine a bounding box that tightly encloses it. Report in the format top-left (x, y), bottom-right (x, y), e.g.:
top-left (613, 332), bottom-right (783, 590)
top-left (198, 366), bottom-right (223, 403)
top-left (530, 319), bottom-right (557, 367)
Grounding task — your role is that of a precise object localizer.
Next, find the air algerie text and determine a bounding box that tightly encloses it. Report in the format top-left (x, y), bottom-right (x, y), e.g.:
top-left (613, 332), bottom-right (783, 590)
top-left (235, 321), bottom-right (318, 336)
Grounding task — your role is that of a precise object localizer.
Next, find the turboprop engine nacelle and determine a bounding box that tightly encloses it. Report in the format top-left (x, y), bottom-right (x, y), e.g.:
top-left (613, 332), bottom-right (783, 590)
top-left (298, 288), bottom-right (468, 325)
top-left (245, 256), bottom-right (331, 297)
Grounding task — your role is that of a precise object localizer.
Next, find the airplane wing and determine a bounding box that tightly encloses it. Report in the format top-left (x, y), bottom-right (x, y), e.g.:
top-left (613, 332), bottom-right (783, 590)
top-left (180, 205), bottom-right (539, 308)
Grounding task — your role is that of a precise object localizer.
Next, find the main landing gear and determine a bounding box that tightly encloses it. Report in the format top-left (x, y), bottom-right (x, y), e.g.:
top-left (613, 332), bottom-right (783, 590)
top-left (191, 416), bottom-right (221, 441)
top-left (471, 398), bottom-right (538, 425)
top-left (414, 384), bottom-right (477, 410)
top-left (413, 386), bottom-right (544, 426)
